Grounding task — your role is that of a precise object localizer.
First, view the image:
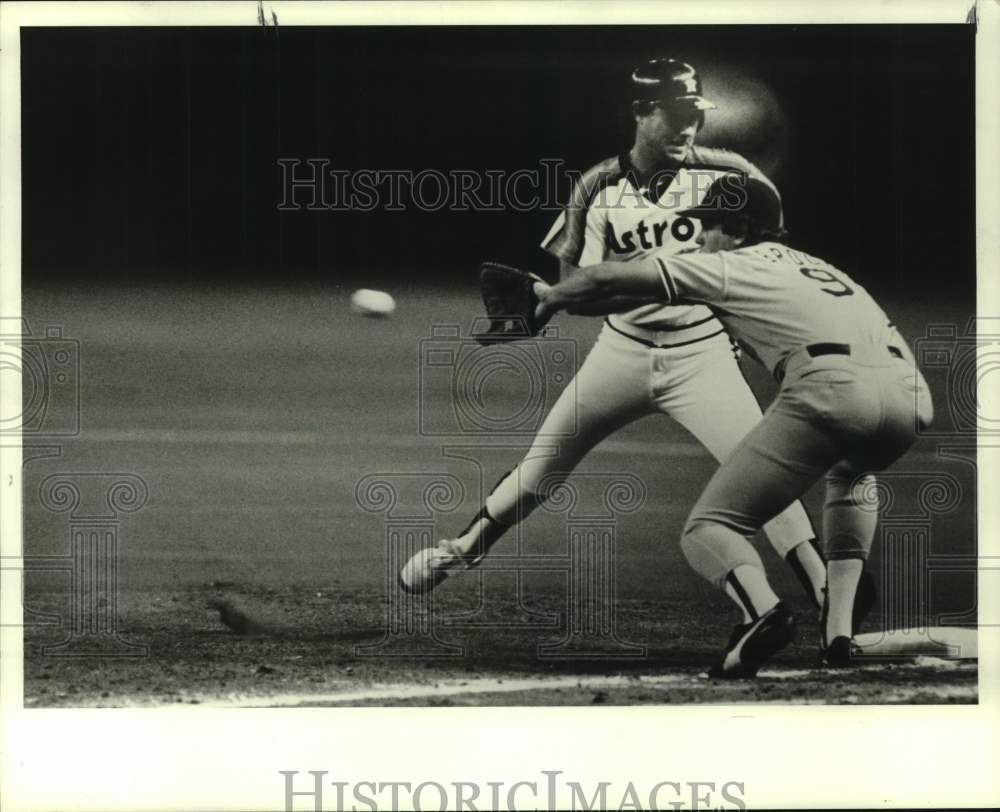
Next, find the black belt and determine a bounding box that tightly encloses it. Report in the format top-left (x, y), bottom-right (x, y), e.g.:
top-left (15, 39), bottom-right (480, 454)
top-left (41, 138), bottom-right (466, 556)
top-left (775, 343), bottom-right (903, 382)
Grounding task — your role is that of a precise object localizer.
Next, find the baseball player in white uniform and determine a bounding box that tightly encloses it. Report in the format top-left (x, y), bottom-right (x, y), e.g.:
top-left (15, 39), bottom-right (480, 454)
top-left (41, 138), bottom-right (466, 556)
top-left (532, 173), bottom-right (934, 676)
top-left (401, 58), bottom-right (846, 625)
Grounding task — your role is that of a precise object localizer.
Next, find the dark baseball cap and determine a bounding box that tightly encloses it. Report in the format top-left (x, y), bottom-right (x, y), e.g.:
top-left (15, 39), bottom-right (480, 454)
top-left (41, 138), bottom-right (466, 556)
top-left (678, 174), bottom-right (783, 231)
top-left (631, 58), bottom-right (716, 111)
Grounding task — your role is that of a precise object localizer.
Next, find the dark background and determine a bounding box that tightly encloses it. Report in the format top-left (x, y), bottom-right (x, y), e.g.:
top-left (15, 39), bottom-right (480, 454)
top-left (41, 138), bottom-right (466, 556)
top-left (22, 25), bottom-right (975, 301)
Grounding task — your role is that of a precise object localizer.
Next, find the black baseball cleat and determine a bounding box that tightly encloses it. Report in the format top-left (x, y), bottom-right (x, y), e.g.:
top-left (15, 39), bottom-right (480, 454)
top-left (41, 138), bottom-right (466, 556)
top-left (819, 635), bottom-right (861, 668)
top-left (707, 602), bottom-right (797, 679)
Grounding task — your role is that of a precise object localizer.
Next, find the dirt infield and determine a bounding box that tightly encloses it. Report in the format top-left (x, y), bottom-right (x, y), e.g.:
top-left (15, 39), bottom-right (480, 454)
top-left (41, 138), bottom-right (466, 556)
top-left (23, 584), bottom-right (977, 707)
top-left (20, 283), bottom-right (978, 706)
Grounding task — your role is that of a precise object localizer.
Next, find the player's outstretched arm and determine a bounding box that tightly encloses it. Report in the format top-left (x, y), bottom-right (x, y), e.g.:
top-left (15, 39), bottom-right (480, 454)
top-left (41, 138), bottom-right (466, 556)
top-left (535, 259), bottom-right (664, 320)
top-left (556, 258), bottom-right (659, 315)
top-left (560, 295), bottom-right (664, 316)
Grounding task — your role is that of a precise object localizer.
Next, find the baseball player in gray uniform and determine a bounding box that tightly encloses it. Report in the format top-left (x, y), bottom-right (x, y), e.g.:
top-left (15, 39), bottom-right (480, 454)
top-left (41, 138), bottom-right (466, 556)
top-left (532, 173), bottom-right (933, 676)
top-left (402, 58), bottom-right (844, 626)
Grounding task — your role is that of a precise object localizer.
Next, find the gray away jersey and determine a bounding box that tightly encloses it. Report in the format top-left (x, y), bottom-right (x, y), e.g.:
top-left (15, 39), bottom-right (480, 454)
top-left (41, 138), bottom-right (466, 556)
top-left (542, 146), bottom-right (780, 343)
top-left (654, 242), bottom-right (902, 375)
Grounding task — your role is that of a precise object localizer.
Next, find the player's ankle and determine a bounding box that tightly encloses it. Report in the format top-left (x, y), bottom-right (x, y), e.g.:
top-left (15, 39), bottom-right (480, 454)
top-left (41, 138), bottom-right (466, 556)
top-left (454, 509), bottom-right (509, 558)
top-left (724, 565), bottom-right (780, 622)
top-left (786, 539), bottom-right (826, 609)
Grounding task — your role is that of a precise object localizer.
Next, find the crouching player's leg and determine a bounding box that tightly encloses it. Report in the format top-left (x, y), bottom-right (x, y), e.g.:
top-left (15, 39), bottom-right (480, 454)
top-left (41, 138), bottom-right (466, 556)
top-left (681, 520), bottom-right (796, 679)
top-left (819, 465), bottom-right (878, 666)
top-left (680, 403), bottom-right (844, 678)
top-left (660, 338), bottom-right (829, 610)
top-left (818, 361), bottom-right (934, 666)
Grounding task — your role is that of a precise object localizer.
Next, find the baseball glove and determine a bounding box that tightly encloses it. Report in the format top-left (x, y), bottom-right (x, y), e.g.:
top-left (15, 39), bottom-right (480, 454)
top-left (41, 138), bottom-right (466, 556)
top-left (473, 261), bottom-right (552, 345)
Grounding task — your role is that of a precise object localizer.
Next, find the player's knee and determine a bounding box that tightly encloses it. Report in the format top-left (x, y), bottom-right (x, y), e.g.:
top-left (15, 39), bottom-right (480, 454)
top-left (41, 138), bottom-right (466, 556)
top-left (825, 468), bottom-right (876, 508)
top-left (851, 473), bottom-right (878, 506)
top-left (826, 459), bottom-right (860, 485)
top-left (825, 532), bottom-right (869, 561)
top-left (680, 524), bottom-right (723, 586)
top-left (681, 520), bottom-right (761, 587)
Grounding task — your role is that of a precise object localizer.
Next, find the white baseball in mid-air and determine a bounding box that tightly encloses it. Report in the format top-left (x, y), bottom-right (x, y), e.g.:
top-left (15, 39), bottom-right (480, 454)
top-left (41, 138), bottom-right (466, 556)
top-left (350, 288), bottom-right (396, 317)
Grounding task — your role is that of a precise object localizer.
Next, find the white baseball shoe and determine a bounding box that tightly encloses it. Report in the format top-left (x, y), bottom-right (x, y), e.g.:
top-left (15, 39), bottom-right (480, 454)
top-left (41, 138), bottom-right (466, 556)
top-left (398, 540), bottom-right (478, 594)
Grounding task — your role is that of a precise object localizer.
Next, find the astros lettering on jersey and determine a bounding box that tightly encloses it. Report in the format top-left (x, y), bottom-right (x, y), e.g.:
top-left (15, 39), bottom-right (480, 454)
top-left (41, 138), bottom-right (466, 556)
top-left (542, 146), bottom-right (782, 346)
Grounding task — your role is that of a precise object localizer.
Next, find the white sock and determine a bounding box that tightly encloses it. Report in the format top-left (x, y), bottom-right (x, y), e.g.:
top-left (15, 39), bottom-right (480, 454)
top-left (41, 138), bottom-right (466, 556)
top-left (724, 565), bottom-right (780, 624)
top-left (825, 558), bottom-right (863, 643)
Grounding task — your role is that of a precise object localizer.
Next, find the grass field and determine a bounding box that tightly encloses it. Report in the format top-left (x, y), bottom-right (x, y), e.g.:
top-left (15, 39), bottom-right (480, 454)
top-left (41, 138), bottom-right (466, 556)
top-left (18, 281), bottom-right (978, 706)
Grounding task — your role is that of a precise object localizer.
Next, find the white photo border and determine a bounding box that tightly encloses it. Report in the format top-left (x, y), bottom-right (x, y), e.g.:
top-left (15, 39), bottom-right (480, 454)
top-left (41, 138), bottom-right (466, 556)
top-left (1, 1), bottom-right (997, 810)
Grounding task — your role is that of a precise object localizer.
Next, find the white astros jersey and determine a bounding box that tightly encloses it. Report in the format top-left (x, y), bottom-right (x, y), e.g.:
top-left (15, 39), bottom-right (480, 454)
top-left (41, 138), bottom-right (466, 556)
top-left (542, 146), bottom-right (781, 344)
top-left (653, 242), bottom-right (903, 375)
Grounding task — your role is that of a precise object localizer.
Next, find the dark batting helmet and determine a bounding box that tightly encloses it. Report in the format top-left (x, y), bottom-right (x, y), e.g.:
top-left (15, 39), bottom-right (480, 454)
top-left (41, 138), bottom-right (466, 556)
top-left (630, 58), bottom-right (716, 111)
top-left (678, 173), bottom-right (787, 241)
